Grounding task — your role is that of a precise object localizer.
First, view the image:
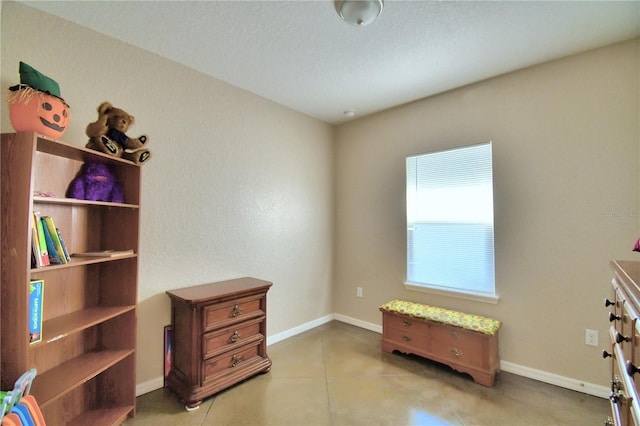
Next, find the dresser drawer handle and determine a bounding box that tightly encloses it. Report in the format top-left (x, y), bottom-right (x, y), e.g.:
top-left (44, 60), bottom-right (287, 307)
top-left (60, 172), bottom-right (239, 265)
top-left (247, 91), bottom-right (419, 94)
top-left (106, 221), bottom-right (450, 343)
top-left (612, 375), bottom-right (622, 393)
top-left (610, 390), bottom-right (624, 404)
top-left (609, 312), bottom-right (621, 322)
top-left (610, 392), bottom-right (619, 404)
top-left (230, 331), bottom-right (240, 343)
top-left (450, 348), bottom-right (462, 357)
top-left (231, 354), bottom-right (243, 367)
top-left (231, 305), bottom-right (242, 317)
top-left (402, 320), bottom-right (412, 326)
top-left (401, 335), bottom-right (412, 342)
top-left (616, 332), bottom-right (630, 343)
top-left (627, 360), bottom-right (640, 376)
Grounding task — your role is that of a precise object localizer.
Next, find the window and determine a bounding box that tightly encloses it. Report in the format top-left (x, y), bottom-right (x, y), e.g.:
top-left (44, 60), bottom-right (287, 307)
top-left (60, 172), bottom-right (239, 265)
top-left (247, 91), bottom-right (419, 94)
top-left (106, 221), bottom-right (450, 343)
top-left (405, 142), bottom-right (497, 303)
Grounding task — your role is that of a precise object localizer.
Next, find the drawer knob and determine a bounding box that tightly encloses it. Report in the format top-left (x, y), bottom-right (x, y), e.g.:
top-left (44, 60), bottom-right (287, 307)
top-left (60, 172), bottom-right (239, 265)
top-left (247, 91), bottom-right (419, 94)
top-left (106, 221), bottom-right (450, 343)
top-left (231, 305), bottom-right (242, 317)
top-left (605, 298), bottom-right (616, 308)
top-left (604, 417), bottom-right (614, 426)
top-left (402, 320), bottom-right (412, 326)
top-left (610, 391), bottom-right (621, 404)
top-left (230, 331), bottom-right (240, 343)
top-left (627, 360), bottom-right (640, 376)
top-left (450, 348), bottom-right (462, 357)
top-left (231, 354), bottom-right (243, 367)
top-left (609, 312), bottom-right (621, 322)
top-left (602, 350), bottom-right (612, 359)
top-left (616, 332), bottom-right (630, 344)
top-left (612, 375), bottom-right (622, 392)
top-left (401, 335), bottom-right (412, 342)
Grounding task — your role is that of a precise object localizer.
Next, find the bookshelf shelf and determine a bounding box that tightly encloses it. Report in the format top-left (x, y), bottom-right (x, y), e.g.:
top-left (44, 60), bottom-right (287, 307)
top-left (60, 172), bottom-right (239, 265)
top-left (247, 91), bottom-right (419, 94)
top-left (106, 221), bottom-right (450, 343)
top-left (33, 195), bottom-right (139, 209)
top-left (1, 132), bottom-right (140, 425)
top-left (31, 349), bottom-right (135, 406)
top-left (42, 306), bottom-right (136, 343)
top-left (67, 406), bottom-right (135, 426)
top-left (30, 253), bottom-right (137, 271)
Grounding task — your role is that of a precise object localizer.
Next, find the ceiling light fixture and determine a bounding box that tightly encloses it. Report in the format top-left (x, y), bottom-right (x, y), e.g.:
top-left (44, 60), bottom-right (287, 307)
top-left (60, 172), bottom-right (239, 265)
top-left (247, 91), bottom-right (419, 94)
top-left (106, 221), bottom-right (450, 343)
top-left (335, 0), bottom-right (384, 26)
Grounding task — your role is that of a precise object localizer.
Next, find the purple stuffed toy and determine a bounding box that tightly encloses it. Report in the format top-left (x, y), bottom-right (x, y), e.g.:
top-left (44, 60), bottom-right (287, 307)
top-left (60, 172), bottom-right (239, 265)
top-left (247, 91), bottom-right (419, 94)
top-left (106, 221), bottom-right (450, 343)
top-left (66, 162), bottom-right (124, 203)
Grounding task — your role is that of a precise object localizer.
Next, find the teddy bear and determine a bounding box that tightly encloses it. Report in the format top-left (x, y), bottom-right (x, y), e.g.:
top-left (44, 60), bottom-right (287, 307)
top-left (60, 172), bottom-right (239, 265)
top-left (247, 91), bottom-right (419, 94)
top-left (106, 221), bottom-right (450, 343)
top-left (66, 161), bottom-right (125, 203)
top-left (85, 101), bottom-right (152, 165)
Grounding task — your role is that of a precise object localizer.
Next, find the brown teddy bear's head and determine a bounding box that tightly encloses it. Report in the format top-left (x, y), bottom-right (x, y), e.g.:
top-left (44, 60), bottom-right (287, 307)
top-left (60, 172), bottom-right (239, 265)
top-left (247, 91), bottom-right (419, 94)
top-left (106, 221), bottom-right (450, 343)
top-left (102, 102), bottom-right (134, 133)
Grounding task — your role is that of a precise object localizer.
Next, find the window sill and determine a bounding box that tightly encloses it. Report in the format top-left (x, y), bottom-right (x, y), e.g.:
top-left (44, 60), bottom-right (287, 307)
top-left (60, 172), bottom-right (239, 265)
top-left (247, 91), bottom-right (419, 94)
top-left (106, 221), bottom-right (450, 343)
top-left (404, 282), bottom-right (500, 304)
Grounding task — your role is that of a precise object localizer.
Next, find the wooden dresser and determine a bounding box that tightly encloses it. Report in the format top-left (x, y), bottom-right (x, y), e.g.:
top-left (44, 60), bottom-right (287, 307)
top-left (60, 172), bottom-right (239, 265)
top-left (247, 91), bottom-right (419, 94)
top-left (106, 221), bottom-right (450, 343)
top-left (165, 277), bottom-right (272, 409)
top-left (607, 260), bottom-right (640, 425)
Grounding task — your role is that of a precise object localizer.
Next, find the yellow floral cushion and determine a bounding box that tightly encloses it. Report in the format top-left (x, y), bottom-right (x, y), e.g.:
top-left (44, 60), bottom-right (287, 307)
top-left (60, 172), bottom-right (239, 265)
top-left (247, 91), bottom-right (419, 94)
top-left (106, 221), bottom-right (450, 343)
top-left (379, 299), bottom-right (501, 336)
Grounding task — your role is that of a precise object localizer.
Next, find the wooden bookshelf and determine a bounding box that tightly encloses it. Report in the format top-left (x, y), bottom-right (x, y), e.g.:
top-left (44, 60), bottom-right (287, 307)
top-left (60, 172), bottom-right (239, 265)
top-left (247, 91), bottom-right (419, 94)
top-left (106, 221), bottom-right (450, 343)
top-left (1, 132), bottom-right (140, 425)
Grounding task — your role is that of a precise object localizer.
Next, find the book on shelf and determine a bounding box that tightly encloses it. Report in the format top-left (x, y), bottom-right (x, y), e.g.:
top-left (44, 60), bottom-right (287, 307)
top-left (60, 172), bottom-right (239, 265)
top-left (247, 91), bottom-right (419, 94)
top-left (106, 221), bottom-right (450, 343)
top-left (71, 249), bottom-right (134, 258)
top-left (55, 228), bottom-right (70, 262)
top-left (42, 216), bottom-right (68, 264)
top-left (29, 280), bottom-right (44, 345)
top-left (31, 219), bottom-right (42, 268)
top-left (31, 238), bottom-right (37, 268)
top-left (40, 221), bottom-right (63, 265)
top-left (32, 211), bottom-right (50, 266)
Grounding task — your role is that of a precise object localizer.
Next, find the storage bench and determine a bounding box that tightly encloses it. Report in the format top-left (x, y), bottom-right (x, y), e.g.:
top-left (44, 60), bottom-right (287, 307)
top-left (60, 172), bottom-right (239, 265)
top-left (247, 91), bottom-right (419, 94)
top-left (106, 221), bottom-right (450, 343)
top-left (379, 300), bottom-right (501, 386)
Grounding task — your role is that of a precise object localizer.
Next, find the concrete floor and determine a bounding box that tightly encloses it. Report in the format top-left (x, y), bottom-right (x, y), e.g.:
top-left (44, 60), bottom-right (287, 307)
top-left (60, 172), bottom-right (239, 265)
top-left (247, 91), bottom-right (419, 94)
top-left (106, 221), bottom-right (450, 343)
top-left (125, 321), bottom-right (608, 425)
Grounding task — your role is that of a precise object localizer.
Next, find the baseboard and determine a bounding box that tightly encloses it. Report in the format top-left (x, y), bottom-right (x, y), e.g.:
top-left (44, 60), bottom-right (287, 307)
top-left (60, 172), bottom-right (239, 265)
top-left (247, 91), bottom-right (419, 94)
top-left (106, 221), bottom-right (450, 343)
top-left (136, 313), bottom-right (608, 399)
top-left (499, 360), bottom-right (609, 399)
top-left (266, 314), bottom-right (334, 346)
top-left (136, 376), bottom-right (165, 397)
top-left (333, 313), bottom-right (382, 333)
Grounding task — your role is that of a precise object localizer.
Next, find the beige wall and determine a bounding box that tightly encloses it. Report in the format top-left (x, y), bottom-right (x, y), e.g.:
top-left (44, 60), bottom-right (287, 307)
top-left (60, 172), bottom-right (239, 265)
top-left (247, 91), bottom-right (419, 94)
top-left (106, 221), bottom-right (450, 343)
top-left (1, 2), bottom-right (335, 386)
top-left (2, 1), bottom-right (639, 392)
top-left (334, 39), bottom-right (640, 386)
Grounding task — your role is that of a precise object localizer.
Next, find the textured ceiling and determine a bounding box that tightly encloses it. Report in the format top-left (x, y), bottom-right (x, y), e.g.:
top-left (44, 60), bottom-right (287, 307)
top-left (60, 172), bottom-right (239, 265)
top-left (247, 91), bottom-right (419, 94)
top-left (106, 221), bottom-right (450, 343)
top-left (19, 1), bottom-right (640, 124)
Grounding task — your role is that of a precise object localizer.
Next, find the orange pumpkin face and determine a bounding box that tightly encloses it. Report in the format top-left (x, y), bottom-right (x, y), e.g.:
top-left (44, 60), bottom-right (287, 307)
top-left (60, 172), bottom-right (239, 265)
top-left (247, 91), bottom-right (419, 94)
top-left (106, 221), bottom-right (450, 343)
top-left (9, 90), bottom-right (69, 139)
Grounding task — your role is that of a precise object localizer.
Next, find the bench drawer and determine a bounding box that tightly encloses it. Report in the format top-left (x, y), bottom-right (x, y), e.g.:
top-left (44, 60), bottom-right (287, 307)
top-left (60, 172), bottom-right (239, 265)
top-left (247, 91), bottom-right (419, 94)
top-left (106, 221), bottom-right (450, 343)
top-left (429, 324), bottom-right (489, 369)
top-left (384, 312), bottom-right (429, 331)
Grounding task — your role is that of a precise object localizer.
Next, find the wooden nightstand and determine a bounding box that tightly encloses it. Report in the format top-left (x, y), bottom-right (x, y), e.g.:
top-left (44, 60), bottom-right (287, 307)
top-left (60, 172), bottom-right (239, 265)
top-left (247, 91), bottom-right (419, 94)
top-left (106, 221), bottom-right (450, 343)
top-left (166, 277), bottom-right (272, 409)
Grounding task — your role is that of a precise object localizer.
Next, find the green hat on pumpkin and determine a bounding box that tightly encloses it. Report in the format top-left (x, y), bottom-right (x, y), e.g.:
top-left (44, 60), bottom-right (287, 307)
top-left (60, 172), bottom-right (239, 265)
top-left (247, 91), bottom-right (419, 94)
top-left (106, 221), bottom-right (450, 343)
top-left (9, 61), bottom-right (68, 105)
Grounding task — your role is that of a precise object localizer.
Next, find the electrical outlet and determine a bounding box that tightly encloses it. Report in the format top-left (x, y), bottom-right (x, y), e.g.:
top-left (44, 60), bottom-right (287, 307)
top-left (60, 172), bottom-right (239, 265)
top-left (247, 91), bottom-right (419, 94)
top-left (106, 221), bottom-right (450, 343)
top-left (585, 329), bottom-right (598, 347)
top-left (356, 287), bottom-right (363, 298)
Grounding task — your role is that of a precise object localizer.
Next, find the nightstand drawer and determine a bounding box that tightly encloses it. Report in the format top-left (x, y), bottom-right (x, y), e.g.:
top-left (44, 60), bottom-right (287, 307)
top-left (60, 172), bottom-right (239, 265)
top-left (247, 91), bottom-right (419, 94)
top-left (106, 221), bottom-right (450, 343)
top-left (203, 296), bottom-right (264, 331)
top-left (202, 317), bottom-right (264, 359)
top-left (202, 340), bottom-right (263, 384)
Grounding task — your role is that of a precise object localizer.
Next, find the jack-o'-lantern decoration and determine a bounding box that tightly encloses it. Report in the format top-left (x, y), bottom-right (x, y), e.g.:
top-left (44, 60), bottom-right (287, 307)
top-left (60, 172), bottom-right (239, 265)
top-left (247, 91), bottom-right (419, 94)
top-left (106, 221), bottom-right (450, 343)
top-left (7, 62), bottom-right (70, 139)
top-left (8, 88), bottom-right (69, 139)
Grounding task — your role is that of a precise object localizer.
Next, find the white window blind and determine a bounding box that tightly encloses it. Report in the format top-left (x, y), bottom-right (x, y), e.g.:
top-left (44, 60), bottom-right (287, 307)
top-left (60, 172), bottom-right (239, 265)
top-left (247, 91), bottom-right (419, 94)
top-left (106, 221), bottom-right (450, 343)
top-left (406, 142), bottom-right (495, 298)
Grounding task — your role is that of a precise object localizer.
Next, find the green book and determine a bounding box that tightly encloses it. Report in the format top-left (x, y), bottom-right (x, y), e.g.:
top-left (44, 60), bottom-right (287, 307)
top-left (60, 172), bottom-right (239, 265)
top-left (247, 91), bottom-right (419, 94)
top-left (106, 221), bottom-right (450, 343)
top-left (40, 220), bottom-right (62, 265)
top-left (42, 216), bottom-right (67, 264)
